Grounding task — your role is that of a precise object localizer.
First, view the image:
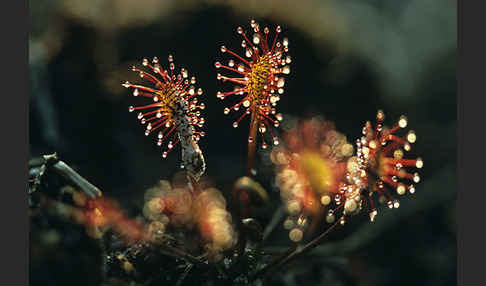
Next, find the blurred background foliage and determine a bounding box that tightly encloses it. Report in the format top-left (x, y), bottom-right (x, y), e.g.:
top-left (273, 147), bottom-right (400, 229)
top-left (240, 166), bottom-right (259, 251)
top-left (29, 0), bottom-right (456, 285)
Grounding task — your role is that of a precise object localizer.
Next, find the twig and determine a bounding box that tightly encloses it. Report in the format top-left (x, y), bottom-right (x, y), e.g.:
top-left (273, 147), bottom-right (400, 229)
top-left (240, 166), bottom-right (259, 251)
top-left (175, 263), bottom-right (194, 286)
top-left (156, 243), bottom-right (207, 267)
top-left (252, 220), bottom-right (341, 281)
top-left (262, 206), bottom-right (285, 241)
top-left (51, 160), bottom-right (102, 199)
top-left (30, 153), bottom-right (102, 198)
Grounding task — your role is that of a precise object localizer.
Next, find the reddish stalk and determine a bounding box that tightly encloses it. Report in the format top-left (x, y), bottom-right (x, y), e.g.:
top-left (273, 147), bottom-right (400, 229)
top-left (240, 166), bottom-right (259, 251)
top-left (247, 110), bottom-right (259, 177)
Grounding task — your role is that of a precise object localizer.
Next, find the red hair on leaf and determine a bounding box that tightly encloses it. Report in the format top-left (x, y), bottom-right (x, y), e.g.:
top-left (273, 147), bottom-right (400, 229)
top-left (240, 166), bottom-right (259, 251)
top-left (352, 110), bottom-right (423, 221)
top-left (123, 55), bottom-right (206, 180)
top-left (215, 19), bottom-right (291, 149)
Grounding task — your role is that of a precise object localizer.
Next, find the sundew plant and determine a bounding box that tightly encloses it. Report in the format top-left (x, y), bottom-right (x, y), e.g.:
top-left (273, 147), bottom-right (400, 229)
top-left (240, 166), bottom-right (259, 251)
top-left (27, 10), bottom-right (453, 286)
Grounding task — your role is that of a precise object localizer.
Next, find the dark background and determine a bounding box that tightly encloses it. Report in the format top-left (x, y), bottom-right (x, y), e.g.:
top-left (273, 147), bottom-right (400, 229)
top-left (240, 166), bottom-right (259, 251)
top-left (29, 0), bottom-right (456, 285)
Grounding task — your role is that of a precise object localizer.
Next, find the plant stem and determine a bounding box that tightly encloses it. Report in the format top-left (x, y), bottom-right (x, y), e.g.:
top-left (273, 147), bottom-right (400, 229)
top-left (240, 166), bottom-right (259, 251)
top-left (187, 172), bottom-right (202, 195)
top-left (175, 263), bottom-right (194, 286)
top-left (252, 219), bottom-right (341, 281)
top-left (233, 110), bottom-right (258, 259)
top-left (247, 110), bottom-right (258, 177)
top-left (262, 206), bottom-right (285, 241)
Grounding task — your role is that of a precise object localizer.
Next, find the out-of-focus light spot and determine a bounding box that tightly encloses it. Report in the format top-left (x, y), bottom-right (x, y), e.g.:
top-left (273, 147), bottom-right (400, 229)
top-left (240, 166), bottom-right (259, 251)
top-left (289, 228), bottom-right (303, 242)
